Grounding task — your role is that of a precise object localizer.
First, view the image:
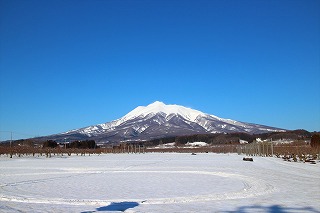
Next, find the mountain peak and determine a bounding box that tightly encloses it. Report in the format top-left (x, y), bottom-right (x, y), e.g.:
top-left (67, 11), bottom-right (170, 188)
top-left (122, 101), bottom-right (205, 122)
top-left (148, 101), bottom-right (166, 107)
top-left (56, 101), bottom-right (285, 143)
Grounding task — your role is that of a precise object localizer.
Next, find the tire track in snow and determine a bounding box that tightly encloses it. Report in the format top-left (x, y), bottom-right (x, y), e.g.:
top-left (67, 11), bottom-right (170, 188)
top-left (0, 171), bottom-right (103, 188)
top-left (0, 170), bottom-right (275, 206)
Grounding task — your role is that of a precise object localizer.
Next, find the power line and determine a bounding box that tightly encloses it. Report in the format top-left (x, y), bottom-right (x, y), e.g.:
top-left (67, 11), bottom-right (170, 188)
top-left (0, 131), bottom-right (38, 142)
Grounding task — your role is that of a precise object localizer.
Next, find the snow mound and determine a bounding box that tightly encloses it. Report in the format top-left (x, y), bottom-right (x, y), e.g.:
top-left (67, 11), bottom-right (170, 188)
top-left (186, 142), bottom-right (208, 147)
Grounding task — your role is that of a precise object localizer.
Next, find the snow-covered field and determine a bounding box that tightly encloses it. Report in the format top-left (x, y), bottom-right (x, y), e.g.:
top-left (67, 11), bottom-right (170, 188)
top-left (0, 153), bottom-right (319, 213)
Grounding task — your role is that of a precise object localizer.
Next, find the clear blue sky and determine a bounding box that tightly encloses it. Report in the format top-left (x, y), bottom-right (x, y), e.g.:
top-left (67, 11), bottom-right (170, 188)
top-left (1, 0), bottom-right (319, 141)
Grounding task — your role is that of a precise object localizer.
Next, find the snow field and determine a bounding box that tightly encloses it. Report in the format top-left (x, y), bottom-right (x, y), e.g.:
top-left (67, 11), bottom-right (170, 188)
top-left (0, 153), bottom-right (319, 212)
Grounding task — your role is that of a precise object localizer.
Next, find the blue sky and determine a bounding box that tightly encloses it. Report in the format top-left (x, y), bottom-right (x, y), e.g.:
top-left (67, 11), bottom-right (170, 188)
top-left (0, 0), bottom-right (319, 140)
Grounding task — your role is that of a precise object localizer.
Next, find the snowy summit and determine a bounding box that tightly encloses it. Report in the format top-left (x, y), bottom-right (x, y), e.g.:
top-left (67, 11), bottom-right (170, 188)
top-left (122, 101), bottom-right (206, 122)
top-left (46, 101), bottom-right (287, 143)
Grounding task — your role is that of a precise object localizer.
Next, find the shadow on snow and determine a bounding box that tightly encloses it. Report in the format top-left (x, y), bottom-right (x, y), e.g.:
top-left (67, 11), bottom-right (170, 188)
top-left (81, 201), bottom-right (139, 212)
top-left (82, 203), bottom-right (320, 213)
top-left (222, 204), bottom-right (320, 213)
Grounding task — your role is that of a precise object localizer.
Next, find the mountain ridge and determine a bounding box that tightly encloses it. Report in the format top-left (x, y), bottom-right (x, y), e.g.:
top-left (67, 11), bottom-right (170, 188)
top-left (38, 101), bottom-right (286, 143)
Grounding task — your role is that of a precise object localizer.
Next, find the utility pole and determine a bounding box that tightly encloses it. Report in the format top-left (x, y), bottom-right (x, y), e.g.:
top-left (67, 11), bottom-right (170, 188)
top-left (10, 131), bottom-right (12, 147)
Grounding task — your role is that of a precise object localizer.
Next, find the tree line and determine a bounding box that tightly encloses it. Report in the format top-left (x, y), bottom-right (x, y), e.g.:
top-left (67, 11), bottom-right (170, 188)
top-left (42, 140), bottom-right (98, 149)
top-left (144, 130), bottom-right (315, 147)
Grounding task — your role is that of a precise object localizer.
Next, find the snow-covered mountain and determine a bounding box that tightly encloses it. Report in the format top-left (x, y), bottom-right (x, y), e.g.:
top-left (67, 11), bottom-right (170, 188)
top-left (46, 101), bottom-right (285, 143)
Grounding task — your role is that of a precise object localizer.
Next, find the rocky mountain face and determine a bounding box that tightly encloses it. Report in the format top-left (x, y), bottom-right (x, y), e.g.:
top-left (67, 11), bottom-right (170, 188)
top-left (39, 101), bottom-right (285, 143)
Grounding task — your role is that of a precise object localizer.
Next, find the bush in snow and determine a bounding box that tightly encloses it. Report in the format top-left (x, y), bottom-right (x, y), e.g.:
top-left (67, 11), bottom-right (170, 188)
top-left (310, 134), bottom-right (320, 148)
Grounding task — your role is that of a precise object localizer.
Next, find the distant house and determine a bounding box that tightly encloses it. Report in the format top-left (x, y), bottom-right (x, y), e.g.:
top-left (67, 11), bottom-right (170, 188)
top-left (239, 140), bottom-right (248, 144)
